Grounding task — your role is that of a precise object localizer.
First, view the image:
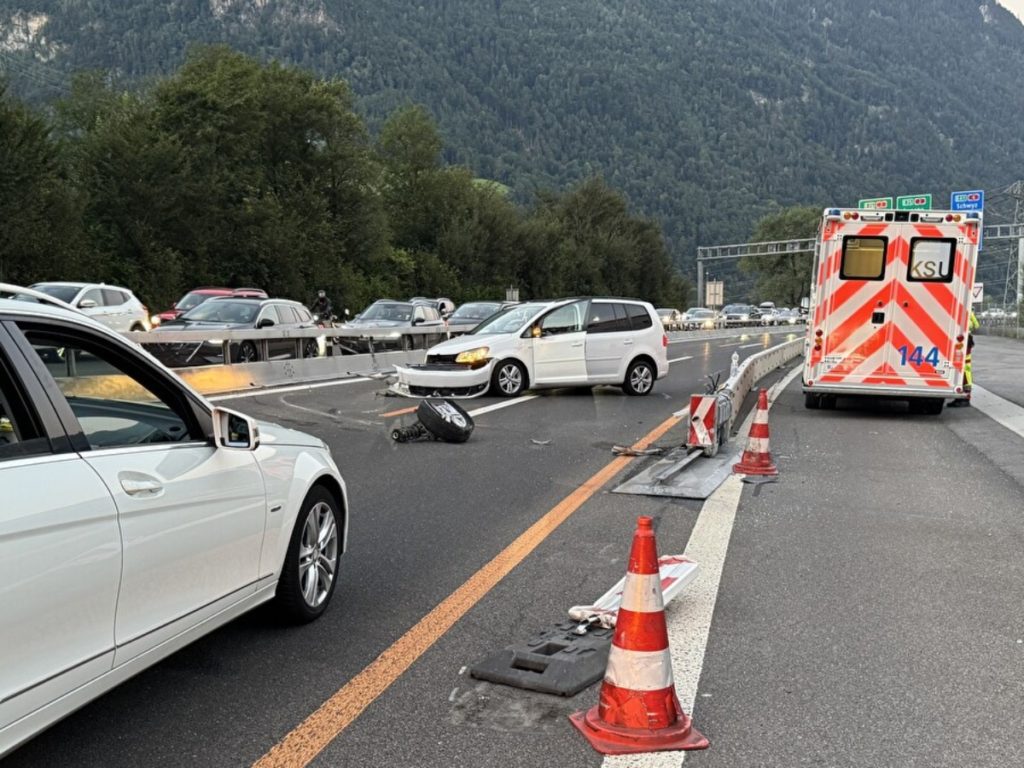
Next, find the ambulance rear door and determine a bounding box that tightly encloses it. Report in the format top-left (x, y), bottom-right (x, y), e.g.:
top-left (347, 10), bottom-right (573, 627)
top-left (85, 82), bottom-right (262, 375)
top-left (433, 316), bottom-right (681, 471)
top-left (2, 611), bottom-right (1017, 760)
top-left (883, 220), bottom-right (975, 393)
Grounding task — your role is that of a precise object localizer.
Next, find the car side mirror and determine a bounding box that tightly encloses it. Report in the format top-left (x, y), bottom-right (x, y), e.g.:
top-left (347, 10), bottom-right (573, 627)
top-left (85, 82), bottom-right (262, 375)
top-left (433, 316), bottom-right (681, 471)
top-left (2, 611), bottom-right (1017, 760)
top-left (257, 318), bottom-right (275, 329)
top-left (531, 325), bottom-right (542, 338)
top-left (78, 299), bottom-right (98, 309)
top-left (212, 407), bottom-right (260, 450)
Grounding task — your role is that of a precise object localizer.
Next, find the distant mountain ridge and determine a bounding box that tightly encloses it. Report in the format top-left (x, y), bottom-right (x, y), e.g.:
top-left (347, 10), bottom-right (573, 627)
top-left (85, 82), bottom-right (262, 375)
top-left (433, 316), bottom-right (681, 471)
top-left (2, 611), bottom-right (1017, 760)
top-left (2, 0), bottom-right (1024, 267)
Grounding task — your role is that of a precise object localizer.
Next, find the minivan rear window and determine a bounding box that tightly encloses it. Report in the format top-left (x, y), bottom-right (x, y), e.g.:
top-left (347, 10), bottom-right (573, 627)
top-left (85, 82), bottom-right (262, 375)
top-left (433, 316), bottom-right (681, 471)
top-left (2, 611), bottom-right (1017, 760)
top-left (625, 303), bottom-right (653, 330)
top-left (840, 237), bottom-right (887, 280)
top-left (587, 303), bottom-right (630, 333)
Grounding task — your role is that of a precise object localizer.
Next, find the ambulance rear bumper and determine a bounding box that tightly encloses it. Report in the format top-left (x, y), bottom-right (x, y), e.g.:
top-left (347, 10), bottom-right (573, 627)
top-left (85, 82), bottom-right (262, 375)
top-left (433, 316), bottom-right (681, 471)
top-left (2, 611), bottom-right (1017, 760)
top-left (802, 383), bottom-right (966, 399)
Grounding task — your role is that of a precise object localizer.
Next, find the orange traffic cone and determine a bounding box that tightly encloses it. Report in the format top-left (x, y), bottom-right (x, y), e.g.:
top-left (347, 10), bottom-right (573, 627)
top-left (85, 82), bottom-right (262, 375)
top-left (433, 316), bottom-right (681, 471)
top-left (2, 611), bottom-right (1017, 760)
top-left (569, 517), bottom-right (708, 755)
top-left (733, 388), bottom-right (778, 476)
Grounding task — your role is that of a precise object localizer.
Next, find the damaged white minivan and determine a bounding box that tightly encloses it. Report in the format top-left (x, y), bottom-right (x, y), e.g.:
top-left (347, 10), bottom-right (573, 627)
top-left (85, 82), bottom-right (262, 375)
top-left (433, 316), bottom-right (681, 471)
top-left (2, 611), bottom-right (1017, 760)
top-left (392, 297), bottom-right (669, 399)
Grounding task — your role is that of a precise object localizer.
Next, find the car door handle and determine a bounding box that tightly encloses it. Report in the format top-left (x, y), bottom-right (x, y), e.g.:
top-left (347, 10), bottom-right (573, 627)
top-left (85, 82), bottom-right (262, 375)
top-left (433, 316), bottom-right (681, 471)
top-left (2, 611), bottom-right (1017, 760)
top-left (120, 478), bottom-right (163, 496)
top-left (623, 340), bottom-right (634, 346)
top-left (571, 342), bottom-right (584, 348)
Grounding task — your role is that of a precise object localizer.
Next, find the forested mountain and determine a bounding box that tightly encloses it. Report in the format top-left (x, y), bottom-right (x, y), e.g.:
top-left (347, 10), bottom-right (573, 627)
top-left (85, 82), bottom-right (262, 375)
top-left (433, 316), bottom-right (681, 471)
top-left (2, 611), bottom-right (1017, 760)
top-left (3, 0), bottom-right (1024, 270)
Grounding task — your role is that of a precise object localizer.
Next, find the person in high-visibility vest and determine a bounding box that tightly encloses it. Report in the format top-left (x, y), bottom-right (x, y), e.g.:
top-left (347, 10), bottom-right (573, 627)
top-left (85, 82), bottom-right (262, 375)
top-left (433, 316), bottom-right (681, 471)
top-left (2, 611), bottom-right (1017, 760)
top-left (952, 310), bottom-right (980, 407)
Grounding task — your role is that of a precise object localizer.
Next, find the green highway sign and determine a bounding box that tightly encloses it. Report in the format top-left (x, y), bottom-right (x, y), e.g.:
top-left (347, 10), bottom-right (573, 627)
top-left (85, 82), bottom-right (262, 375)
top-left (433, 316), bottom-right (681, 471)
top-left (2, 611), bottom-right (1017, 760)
top-left (895, 194), bottom-right (932, 210)
top-left (858, 197), bottom-right (893, 210)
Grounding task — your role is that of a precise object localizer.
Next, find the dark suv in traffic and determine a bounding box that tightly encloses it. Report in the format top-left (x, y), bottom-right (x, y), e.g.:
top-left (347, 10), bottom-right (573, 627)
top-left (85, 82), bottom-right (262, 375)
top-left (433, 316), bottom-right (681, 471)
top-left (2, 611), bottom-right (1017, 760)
top-left (149, 297), bottom-right (323, 366)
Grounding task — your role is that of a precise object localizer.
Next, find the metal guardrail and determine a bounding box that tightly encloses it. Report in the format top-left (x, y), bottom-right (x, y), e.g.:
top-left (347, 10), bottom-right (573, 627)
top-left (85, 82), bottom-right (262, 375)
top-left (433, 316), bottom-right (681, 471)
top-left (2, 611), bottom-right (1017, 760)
top-left (125, 323), bottom-right (480, 364)
top-left (722, 338), bottom-right (805, 424)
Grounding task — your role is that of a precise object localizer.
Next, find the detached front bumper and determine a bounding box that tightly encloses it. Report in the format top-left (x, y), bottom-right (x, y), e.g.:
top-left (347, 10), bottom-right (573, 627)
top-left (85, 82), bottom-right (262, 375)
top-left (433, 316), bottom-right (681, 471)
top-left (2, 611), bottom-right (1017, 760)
top-left (390, 361), bottom-right (493, 398)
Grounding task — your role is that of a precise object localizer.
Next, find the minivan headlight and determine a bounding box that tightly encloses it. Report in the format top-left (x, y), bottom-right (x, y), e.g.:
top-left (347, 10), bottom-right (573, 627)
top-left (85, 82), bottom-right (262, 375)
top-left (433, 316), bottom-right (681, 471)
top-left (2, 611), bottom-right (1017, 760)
top-left (455, 347), bottom-right (491, 366)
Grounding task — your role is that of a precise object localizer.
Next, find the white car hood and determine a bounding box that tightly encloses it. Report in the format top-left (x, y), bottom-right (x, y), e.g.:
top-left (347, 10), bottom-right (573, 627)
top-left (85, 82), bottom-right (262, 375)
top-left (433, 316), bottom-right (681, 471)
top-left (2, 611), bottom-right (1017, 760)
top-left (428, 333), bottom-right (514, 355)
top-left (257, 420), bottom-right (326, 449)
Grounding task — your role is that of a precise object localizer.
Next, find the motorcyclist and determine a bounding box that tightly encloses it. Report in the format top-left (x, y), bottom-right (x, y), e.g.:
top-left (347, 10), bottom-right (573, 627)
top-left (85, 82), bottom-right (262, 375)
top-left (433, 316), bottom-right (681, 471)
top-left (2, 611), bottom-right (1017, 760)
top-left (311, 290), bottom-right (333, 323)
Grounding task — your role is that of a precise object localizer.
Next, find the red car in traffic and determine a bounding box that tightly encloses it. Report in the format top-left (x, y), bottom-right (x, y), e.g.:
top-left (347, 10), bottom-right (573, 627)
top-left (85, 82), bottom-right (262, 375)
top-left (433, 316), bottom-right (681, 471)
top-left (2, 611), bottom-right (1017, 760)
top-left (152, 287), bottom-right (267, 326)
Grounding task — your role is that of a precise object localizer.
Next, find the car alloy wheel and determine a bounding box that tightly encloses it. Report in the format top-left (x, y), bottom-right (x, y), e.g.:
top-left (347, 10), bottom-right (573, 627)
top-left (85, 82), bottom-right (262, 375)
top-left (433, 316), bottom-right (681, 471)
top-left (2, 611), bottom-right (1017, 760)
top-left (491, 359), bottom-right (526, 397)
top-left (624, 360), bottom-right (655, 396)
top-left (298, 501), bottom-right (338, 609)
top-left (237, 341), bottom-right (259, 363)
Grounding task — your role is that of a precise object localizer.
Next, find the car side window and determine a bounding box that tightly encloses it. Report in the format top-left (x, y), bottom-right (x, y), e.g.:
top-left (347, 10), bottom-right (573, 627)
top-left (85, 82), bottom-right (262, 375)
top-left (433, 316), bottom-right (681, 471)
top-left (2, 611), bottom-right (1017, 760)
top-left (280, 306), bottom-right (301, 324)
top-left (540, 302), bottom-right (586, 335)
top-left (102, 289), bottom-right (127, 306)
top-left (258, 305), bottom-right (281, 326)
top-left (587, 303), bottom-right (630, 333)
top-left (20, 327), bottom-right (202, 451)
top-left (80, 288), bottom-right (104, 307)
top-left (0, 352), bottom-right (52, 462)
top-left (413, 306), bottom-right (426, 322)
top-left (426, 307), bottom-right (440, 321)
top-left (625, 303), bottom-right (653, 330)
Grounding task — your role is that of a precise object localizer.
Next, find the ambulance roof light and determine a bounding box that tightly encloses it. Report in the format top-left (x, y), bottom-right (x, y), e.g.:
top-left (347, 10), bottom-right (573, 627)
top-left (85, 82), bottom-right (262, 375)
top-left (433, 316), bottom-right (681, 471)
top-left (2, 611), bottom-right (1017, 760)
top-left (966, 212), bottom-right (980, 220)
top-left (828, 208), bottom-right (841, 216)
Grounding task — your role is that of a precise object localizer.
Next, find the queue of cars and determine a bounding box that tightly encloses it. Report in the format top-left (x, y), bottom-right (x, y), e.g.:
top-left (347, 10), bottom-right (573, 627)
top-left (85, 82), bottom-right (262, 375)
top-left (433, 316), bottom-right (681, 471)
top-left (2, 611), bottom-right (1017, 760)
top-left (653, 304), bottom-right (806, 331)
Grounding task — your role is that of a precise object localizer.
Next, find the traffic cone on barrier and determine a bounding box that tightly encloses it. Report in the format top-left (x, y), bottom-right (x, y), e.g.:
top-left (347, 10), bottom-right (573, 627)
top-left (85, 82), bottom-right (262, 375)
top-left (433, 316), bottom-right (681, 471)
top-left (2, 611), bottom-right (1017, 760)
top-left (733, 387), bottom-right (778, 476)
top-left (569, 517), bottom-right (708, 755)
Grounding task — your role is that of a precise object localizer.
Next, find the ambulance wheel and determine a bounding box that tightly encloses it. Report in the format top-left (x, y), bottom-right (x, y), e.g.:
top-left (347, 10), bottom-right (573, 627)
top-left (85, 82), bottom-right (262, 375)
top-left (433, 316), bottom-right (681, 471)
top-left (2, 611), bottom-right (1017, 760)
top-left (804, 393), bottom-right (820, 410)
top-left (919, 397), bottom-right (944, 415)
top-left (821, 395), bottom-right (837, 410)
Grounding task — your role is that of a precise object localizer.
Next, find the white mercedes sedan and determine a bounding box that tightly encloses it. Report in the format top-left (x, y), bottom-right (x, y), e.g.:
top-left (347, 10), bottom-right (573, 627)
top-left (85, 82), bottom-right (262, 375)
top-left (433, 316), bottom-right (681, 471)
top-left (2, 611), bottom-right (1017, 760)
top-left (0, 285), bottom-right (348, 757)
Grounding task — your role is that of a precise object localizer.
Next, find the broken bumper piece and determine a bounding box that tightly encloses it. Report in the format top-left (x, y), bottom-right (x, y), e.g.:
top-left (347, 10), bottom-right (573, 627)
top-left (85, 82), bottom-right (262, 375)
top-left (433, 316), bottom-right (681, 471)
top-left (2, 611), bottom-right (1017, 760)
top-left (390, 362), bottom-right (493, 399)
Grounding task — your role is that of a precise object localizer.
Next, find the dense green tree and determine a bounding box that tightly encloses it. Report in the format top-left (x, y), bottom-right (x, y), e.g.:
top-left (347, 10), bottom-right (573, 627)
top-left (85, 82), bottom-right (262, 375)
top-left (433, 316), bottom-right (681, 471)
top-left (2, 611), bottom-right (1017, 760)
top-left (739, 206), bottom-right (821, 306)
top-left (0, 81), bottom-right (82, 285)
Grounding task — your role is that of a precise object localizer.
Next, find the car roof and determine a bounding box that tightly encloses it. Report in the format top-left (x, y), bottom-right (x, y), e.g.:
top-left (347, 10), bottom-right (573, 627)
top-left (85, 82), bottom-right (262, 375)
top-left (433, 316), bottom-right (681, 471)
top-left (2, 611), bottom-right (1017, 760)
top-left (33, 281), bottom-right (133, 292)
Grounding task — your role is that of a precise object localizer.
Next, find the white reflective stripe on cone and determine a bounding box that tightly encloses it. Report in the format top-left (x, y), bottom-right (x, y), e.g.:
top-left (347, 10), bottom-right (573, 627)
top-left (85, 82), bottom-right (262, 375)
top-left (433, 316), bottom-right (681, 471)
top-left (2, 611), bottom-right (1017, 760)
top-left (745, 437), bottom-right (770, 454)
top-left (604, 646), bottom-right (674, 691)
top-left (619, 573), bottom-right (667, 613)
top-left (753, 409), bottom-right (770, 424)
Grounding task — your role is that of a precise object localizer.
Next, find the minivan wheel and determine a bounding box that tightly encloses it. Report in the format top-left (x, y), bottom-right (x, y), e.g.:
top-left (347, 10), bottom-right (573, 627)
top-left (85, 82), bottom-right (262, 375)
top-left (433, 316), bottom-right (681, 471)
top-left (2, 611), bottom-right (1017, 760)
top-left (490, 359), bottom-right (527, 397)
top-left (276, 486), bottom-right (341, 623)
top-left (623, 359), bottom-right (655, 396)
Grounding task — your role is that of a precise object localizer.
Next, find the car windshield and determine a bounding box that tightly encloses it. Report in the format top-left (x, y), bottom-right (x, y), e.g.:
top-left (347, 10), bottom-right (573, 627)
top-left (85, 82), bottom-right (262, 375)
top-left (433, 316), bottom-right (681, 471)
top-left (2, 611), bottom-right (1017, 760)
top-left (472, 303), bottom-right (547, 334)
top-left (722, 305), bottom-right (744, 313)
top-left (360, 302), bottom-right (413, 321)
top-left (182, 300), bottom-right (258, 324)
top-left (451, 302), bottom-right (501, 320)
top-left (692, 310), bottom-right (713, 318)
top-left (176, 291), bottom-right (216, 312)
top-left (31, 284), bottom-right (81, 303)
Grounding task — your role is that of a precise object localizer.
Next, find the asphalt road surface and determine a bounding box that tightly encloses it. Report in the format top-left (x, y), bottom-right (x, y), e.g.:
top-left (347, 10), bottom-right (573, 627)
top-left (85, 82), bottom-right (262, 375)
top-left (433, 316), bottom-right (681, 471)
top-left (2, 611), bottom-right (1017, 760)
top-left (11, 329), bottom-right (1022, 768)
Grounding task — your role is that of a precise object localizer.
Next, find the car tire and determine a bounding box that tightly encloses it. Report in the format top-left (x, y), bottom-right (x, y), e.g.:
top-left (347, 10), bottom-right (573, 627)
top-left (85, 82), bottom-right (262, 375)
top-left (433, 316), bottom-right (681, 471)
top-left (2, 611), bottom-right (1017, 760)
top-left (490, 359), bottom-right (527, 397)
top-left (302, 339), bottom-right (319, 359)
top-left (623, 358), bottom-right (655, 396)
top-left (235, 341), bottom-right (259, 363)
top-left (275, 486), bottom-right (341, 623)
top-left (417, 399), bottom-right (475, 443)
top-left (804, 393), bottom-right (820, 409)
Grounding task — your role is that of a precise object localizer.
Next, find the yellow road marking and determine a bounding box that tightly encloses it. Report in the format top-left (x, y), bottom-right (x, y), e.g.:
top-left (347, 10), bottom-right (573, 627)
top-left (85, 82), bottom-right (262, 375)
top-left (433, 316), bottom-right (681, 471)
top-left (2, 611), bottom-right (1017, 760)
top-left (253, 412), bottom-right (682, 768)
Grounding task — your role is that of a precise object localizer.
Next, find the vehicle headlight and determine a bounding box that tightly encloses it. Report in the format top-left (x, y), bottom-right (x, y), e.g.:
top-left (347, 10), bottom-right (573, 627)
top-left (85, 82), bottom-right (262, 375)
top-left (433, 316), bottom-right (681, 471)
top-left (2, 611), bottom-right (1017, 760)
top-left (455, 347), bottom-right (491, 366)
top-left (208, 339), bottom-right (224, 345)
top-left (150, 315), bottom-right (161, 326)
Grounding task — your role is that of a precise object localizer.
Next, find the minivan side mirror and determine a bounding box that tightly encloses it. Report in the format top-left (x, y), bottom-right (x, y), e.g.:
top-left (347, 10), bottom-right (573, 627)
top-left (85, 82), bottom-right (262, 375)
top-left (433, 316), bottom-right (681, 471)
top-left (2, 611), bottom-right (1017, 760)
top-left (411, 316), bottom-right (424, 326)
top-left (257, 317), bottom-right (275, 329)
top-left (212, 407), bottom-right (260, 450)
top-left (78, 299), bottom-right (98, 309)
top-left (531, 325), bottom-right (542, 338)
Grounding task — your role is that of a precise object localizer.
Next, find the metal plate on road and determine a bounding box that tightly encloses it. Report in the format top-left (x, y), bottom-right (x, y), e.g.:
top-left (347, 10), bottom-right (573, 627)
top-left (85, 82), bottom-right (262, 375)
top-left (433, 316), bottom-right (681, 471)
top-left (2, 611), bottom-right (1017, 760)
top-left (613, 444), bottom-right (743, 499)
top-left (469, 621), bottom-right (613, 696)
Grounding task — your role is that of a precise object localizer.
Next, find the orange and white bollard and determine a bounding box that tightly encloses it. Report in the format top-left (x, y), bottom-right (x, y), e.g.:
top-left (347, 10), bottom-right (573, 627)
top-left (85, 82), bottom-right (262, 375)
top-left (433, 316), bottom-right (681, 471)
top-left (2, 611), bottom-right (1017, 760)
top-left (569, 516), bottom-right (708, 755)
top-left (732, 387), bottom-right (778, 476)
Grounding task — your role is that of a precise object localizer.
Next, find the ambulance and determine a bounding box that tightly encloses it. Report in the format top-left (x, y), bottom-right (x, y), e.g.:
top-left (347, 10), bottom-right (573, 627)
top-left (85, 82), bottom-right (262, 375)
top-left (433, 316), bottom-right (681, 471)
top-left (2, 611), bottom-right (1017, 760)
top-left (802, 207), bottom-right (980, 414)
